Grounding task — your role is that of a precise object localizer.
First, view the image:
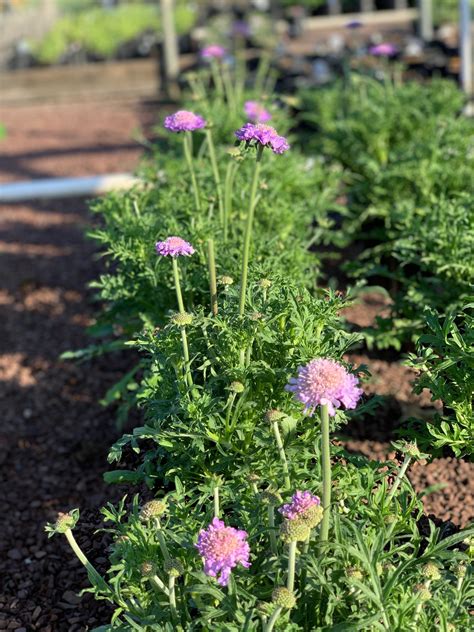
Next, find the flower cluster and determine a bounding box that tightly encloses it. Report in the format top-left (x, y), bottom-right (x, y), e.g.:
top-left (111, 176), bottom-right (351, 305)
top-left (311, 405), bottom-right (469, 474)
top-left (164, 110), bottom-right (206, 133)
top-left (156, 236), bottom-right (195, 258)
top-left (201, 44), bottom-right (226, 59)
top-left (235, 123), bottom-right (289, 154)
top-left (244, 100), bottom-right (272, 123)
top-left (196, 518), bottom-right (251, 586)
top-left (279, 490), bottom-right (323, 531)
top-left (286, 358), bottom-right (362, 416)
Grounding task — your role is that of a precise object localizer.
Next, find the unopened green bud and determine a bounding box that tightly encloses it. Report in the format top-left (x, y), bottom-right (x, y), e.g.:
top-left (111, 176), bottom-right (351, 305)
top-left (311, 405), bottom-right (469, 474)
top-left (55, 512), bottom-right (75, 533)
top-left (414, 584), bottom-right (432, 601)
top-left (247, 473), bottom-right (260, 484)
top-left (453, 562), bottom-right (467, 578)
top-left (140, 561), bottom-right (156, 577)
top-left (259, 278), bottom-right (272, 289)
top-left (302, 505), bottom-right (324, 529)
top-left (403, 442), bottom-right (421, 459)
top-left (260, 489), bottom-right (283, 505)
top-left (422, 562), bottom-right (441, 581)
top-left (218, 275), bottom-right (234, 286)
top-left (165, 558), bottom-right (184, 577)
top-left (272, 587), bottom-right (296, 609)
top-left (265, 409), bottom-right (285, 424)
top-left (346, 566), bottom-right (363, 581)
top-left (229, 381), bottom-right (244, 393)
top-left (140, 500), bottom-right (167, 522)
top-left (384, 513), bottom-right (397, 525)
top-left (171, 312), bottom-right (193, 327)
top-left (280, 519), bottom-right (310, 543)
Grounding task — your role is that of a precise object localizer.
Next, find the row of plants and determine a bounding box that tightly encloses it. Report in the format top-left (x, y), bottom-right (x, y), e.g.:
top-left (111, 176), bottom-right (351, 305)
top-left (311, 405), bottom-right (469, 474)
top-left (49, 51), bottom-right (473, 629)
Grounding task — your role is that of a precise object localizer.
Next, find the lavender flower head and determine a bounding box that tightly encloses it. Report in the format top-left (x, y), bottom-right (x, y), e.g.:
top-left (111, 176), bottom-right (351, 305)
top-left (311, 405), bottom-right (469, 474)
top-left (201, 44), bottom-right (226, 60)
top-left (345, 19), bottom-right (363, 30)
top-left (369, 43), bottom-right (398, 57)
top-left (196, 518), bottom-right (251, 586)
top-left (155, 236), bottom-right (195, 257)
top-left (279, 491), bottom-right (320, 521)
top-left (286, 358), bottom-right (363, 416)
top-left (235, 123), bottom-right (289, 154)
top-left (164, 110), bottom-right (206, 133)
top-left (244, 100), bottom-right (272, 123)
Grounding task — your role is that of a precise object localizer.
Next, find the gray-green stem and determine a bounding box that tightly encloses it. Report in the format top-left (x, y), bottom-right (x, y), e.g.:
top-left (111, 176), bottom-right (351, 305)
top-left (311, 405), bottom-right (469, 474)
top-left (169, 575), bottom-right (178, 624)
top-left (149, 574), bottom-right (169, 596)
top-left (183, 131), bottom-right (201, 212)
top-left (271, 420), bottom-right (291, 491)
top-left (319, 403), bottom-right (331, 545)
top-left (238, 145), bottom-right (264, 316)
top-left (172, 258), bottom-right (193, 389)
top-left (223, 161), bottom-right (237, 242)
top-left (155, 518), bottom-right (171, 564)
top-left (207, 238), bottom-right (218, 316)
top-left (264, 540), bottom-right (298, 632)
top-left (64, 529), bottom-right (112, 596)
top-left (387, 454), bottom-right (412, 504)
top-left (213, 486), bottom-right (220, 519)
top-left (267, 504), bottom-right (278, 556)
top-left (205, 129), bottom-right (224, 226)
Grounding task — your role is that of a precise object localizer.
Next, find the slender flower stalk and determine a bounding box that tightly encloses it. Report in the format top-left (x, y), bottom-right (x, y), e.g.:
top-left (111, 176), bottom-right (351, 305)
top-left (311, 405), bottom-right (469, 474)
top-left (268, 412), bottom-right (291, 491)
top-left (168, 576), bottom-right (177, 623)
top-left (238, 144), bottom-right (263, 316)
top-left (387, 454), bottom-right (412, 503)
top-left (207, 238), bottom-right (218, 315)
top-left (287, 541), bottom-right (297, 592)
top-left (264, 540), bottom-right (298, 632)
top-left (223, 161), bottom-right (238, 242)
top-left (149, 573), bottom-right (169, 596)
top-left (213, 485), bottom-right (220, 519)
top-left (183, 131), bottom-right (201, 212)
top-left (64, 529), bottom-right (112, 596)
top-left (267, 504), bottom-right (278, 556)
top-left (205, 128), bottom-right (224, 225)
top-left (319, 403), bottom-right (331, 544)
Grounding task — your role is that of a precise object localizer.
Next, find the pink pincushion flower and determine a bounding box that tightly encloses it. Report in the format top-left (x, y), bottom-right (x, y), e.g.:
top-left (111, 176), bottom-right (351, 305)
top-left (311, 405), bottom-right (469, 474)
top-left (286, 358), bottom-right (363, 416)
top-left (235, 123), bottom-right (289, 154)
top-left (196, 518), bottom-right (251, 586)
top-left (279, 491), bottom-right (320, 521)
top-left (369, 43), bottom-right (398, 57)
top-left (155, 236), bottom-right (195, 257)
top-left (201, 45), bottom-right (226, 60)
top-left (244, 101), bottom-right (272, 123)
top-left (164, 110), bottom-right (206, 133)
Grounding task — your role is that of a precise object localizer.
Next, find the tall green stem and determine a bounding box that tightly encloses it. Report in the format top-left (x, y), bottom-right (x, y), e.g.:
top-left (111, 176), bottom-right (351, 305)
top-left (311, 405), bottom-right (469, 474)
top-left (264, 606), bottom-right (282, 632)
top-left (319, 403), bottom-right (331, 545)
top-left (271, 420), bottom-right (291, 491)
top-left (387, 454), bottom-right (412, 504)
top-left (267, 504), bottom-right (278, 556)
top-left (172, 258), bottom-right (185, 314)
top-left (213, 486), bottom-right (220, 519)
top-left (287, 541), bottom-right (297, 592)
top-left (223, 160), bottom-right (238, 242)
top-left (64, 529), bottom-right (112, 596)
top-left (172, 258), bottom-right (193, 389)
top-left (183, 131), bottom-right (201, 212)
top-left (207, 238), bottom-right (218, 316)
top-left (169, 576), bottom-right (178, 624)
top-left (210, 59), bottom-right (224, 99)
top-left (205, 129), bottom-right (224, 226)
top-left (155, 519), bottom-right (171, 564)
top-left (238, 145), bottom-right (263, 316)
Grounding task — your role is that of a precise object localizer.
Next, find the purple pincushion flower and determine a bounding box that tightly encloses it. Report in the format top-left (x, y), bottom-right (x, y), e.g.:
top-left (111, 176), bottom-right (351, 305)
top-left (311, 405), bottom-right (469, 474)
top-left (155, 236), bottom-right (195, 257)
top-left (244, 101), bottom-right (272, 123)
top-left (286, 358), bottom-right (363, 416)
top-left (369, 43), bottom-right (398, 57)
top-left (164, 110), bottom-right (206, 133)
top-left (196, 518), bottom-right (251, 586)
top-left (279, 491), bottom-right (320, 521)
top-left (201, 44), bottom-right (226, 60)
top-left (235, 123), bottom-right (289, 154)
top-left (345, 20), bottom-right (363, 30)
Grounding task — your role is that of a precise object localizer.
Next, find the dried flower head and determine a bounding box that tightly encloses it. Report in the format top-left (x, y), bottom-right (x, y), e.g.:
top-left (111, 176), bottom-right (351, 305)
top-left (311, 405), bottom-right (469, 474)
top-left (156, 236), bottom-right (195, 258)
top-left (402, 441), bottom-right (421, 459)
top-left (260, 488), bottom-right (283, 506)
top-left (54, 512), bottom-right (75, 534)
top-left (414, 584), bottom-right (432, 601)
top-left (171, 312), bottom-right (194, 327)
top-left (165, 558), bottom-right (185, 577)
top-left (195, 518), bottom-right (250, 586)
top-left (140, 500), bottom-right (167, 522)
top-left (265, 409), bottom-right (285, 424)
top-left (140, 561), bottom-right (156, 577)
top-left (272, 587), bottom-right (296, 609)
top-left (280, 519), bottom-right (310, 543)
top-left (286, 358), bottom-right (363, 416)
top-left (234, 123), bottom-right (289, 154)
top-left (453, 562), bottom-right (467, 578)
top-left (201, 44), bottom-right (226, 59)
top-left (244, 101), bottom-right (272, 123)
top-left (164, 110), bottom-right (206, 133)
top-left (346, 566), bottom-right (363, 581)
top-left (422, 562), bottom-right (441, 581)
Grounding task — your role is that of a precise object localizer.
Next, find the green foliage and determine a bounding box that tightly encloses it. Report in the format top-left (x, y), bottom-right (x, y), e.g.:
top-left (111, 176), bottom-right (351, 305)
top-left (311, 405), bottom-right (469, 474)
top-left (406, 306), bottom-right (474, 458)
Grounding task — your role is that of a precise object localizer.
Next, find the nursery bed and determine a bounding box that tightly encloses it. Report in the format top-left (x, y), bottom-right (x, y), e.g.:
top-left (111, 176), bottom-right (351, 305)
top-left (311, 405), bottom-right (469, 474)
top-left (0, 98), bottom-right (472, 630)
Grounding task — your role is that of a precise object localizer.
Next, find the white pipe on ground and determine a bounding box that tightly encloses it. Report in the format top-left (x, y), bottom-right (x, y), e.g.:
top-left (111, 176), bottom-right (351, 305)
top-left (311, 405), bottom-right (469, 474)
top-left (0, 173), bottom-right (141, 203)
top-left (459, 0), bottom-right (473, 96)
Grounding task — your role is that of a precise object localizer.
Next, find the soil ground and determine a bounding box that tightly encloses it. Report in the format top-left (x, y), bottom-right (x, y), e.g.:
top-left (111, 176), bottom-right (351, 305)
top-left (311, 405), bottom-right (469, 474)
top-left (0, 97), bottom-right (472, 631)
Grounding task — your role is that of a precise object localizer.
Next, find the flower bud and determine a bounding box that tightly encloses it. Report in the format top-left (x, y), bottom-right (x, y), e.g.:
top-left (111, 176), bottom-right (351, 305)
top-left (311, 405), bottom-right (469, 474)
top-left (384, 513), bottom-right (397, 525)
top-left (346, 566), bottom-right (363, 581)
top-left (171, 312), bottom-right (193, 327)
top-left (422, 562), bottom-right (441, 581)
top-left (229, 381), bottom-right (244, 393)
top-left (140, 500), bottom-right (167, 522)
top-left (414, 584), bottom-right (432, 601)
top-left (302, 504), bottom-right (324, 529)
top-left (259, 278), bottom-right (272, 289)
top-left (265, 409), bottom-right (285, 424)
top-left (165, 558), bottom-right (184, 577)
top-left (55, 512), bottom-right (75, 534)
top-left (247, 473), bottom-right (260, 484)
top-left (218, 275), bottom-right (234, 286)
top-left (280, 519), bottom-right (310, 543)
top-left (453, 562), bottom-right (467, 579)
top-left (140, 561), bottom-right (156, 577)
top-left (250, 311), bottom-right (263, 321)
top-left (260, 489), bottom-right (283, 506)
top-left (272, 587), bottom-right (296, 609)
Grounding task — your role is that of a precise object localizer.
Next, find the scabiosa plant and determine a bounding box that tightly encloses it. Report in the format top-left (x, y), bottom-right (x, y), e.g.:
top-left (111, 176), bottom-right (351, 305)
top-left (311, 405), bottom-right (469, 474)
top-left (163, 111), bottom-right (206, 212)
top-left (195, 517), bottom-right (251, 586)
top-left (156, 237), bottom-right (195, 389)
top-left (279, 490), bottom-right (322, 528)
top-left (286, 359), bottom-right (362, 545)
top-left (235, 123), bottom-right (290, 155)
top-left (244, 100), bottom-right (272, 123)
top-left (200, 44), bottom-right (226, 60)
top-left (368, 42), bottom-right (398, 57)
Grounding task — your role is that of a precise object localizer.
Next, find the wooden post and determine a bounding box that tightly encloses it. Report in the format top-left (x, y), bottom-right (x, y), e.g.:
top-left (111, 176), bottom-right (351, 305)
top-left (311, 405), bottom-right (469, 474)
top-left (459, 0), bottom-right (473, 96)
top-left (418, 0), bottom-right (433, 41)
top-left (160, 0), bottom-right (180, 98)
